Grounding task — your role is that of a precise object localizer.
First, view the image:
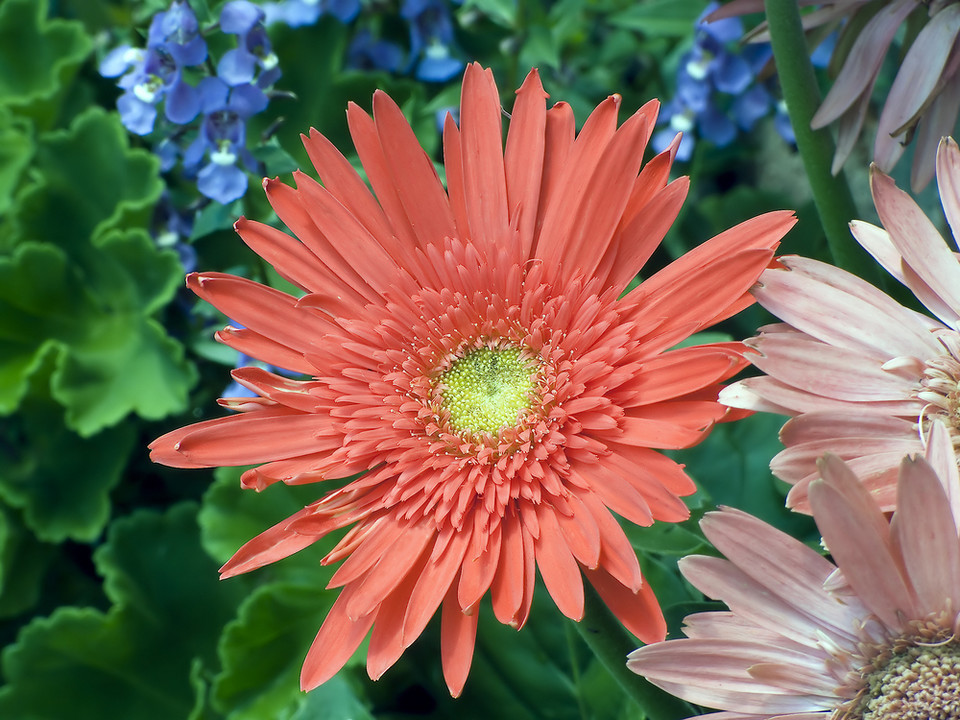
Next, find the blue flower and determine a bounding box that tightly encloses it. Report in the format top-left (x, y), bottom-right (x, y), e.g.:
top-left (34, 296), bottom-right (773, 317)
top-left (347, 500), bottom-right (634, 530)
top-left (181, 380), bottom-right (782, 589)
top-left (654, 1), bottom-right (797, 158)
top-left (347, 29), bottom-right (405, 73)
top-left (100, 0), bottom-right (207, 135)
top-left (218, 1), bottom-right (281, 87)
top-left (402, 0), bottom-right (464, 82)
top-left (183, 78), bottom-right (268, 204)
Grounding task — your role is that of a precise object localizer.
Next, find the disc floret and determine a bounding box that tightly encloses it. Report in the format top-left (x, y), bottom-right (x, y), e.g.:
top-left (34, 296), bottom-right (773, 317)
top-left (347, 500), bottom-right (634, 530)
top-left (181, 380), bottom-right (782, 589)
top-left (844, 637), bottom-right (960, 720)
top-left (439, 347), bottom-right (537, 436)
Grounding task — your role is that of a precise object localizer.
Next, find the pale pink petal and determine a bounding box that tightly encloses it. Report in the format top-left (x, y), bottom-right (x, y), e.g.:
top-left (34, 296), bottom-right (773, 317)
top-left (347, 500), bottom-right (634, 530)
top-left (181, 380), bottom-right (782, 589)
top-left (911, 65), bottom-right (960, 192)
top-left (891, 455), bottom-right (960, 616)
top-left (779, 412), bottom-right (916, 445)
top-left (809, 458), bottom-right (916, 629)
top-left (850, 218), bottom-right (960, 326)
top-left (700, 509), bottom-right (865, 642)
top-left (680, 555), bottom-right (851, 650)
top-left (871, 166), bottom-right (960, 319)
top-left (936, 136), bottom-right (960, 249)
top-left (813, 0), bottom-right (914, 127)
top-left (746, 332), bottom-right (911, 401)
top-left (874, 5), bottom-right (960, 170)
top-left (721, 376), bottom-right (924, 417)
top-left (925, 419), bottom-right (960, 526)
top-left (832, 77), bottom-right (876, 175)
top-left (753, 257), bottom-right (941, 359)
top-left (771, 440), bottom-right (920, 484)
top-left (628, 639), bottom-right (833, 714)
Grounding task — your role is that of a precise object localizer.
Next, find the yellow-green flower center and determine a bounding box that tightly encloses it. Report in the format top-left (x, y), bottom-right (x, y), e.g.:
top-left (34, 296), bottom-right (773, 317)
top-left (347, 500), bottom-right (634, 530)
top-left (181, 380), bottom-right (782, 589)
top-left (853, 642), bottom-right (960, 720)
top-left (439, 348), bottom-right (536, 436)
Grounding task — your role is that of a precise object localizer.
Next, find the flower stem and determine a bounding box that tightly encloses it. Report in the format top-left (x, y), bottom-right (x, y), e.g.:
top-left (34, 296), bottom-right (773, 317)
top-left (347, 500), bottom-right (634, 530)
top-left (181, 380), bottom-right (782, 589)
top-left (573, 583), bottom-right (693, 719)
top-left (763, 0), bottom-right (883, 284)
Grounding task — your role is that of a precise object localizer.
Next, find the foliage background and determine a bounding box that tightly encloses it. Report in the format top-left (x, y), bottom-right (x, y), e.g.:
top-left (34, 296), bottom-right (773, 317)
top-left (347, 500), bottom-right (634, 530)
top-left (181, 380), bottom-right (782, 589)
top-left (0, 0), bottom-right (939, 717)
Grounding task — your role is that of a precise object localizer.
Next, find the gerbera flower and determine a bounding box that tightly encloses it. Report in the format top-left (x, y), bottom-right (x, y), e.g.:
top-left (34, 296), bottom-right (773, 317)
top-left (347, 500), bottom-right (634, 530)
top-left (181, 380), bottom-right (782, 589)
top-left (150, 63), bottom-right (795, 696)
top-left (722, 136), bottom-right (960, 513)
top-left (710, 0), bottom-right (960, 189)
top-left (628, 419), bottom-right (960, 719)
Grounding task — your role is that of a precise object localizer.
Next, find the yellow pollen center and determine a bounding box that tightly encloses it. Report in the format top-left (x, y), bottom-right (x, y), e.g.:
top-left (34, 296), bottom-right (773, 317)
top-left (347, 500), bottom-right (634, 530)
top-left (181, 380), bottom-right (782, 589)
top-left (852, 642), bottom-right (960, 720)
top-left (439, 348), bottom-right (536, 436)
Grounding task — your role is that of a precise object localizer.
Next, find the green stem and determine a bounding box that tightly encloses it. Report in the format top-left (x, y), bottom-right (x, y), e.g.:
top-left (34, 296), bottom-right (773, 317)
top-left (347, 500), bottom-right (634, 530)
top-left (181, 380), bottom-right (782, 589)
top-left (763, 0), bottom-right (882, 283)
top-left (573, 583), bottom-right (693, 720)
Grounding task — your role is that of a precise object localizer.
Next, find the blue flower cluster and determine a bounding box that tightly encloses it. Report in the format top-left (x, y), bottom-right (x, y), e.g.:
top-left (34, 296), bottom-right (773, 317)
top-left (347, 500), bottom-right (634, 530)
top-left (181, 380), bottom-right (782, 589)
top-left (101, 1), bottom-right (282, 204)
top-left (103, 0), bottom-right (468, 205)
top-left (308, 0), bottom-right (465, 83)
top-left (100, 2), bottom-right (208, 136)
top-left (652, 2), bottom-right (794, 161)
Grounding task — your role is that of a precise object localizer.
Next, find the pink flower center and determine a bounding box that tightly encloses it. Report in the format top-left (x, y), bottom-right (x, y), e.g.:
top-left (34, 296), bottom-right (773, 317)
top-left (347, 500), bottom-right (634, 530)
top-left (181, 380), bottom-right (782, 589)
top-left (918, 332), bottom-right (960, 444)
top-left (849, 641), bottom-right (960, 720)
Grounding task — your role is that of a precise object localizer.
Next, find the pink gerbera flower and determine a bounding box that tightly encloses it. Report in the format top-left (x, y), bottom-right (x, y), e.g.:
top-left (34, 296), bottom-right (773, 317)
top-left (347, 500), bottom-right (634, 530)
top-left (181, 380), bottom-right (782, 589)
top-left (711, 0), bottom-right (960, 189)
top-left (628, 420), bottom-right (960, 719)
top-left (722, 136), bottom-right (960, 512)
top-left (150, 63), bottom-right (795, 696)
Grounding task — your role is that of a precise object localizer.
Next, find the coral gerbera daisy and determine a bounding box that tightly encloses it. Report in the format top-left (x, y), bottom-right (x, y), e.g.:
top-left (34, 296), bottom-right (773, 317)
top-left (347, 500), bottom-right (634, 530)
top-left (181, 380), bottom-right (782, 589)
top-left (710, 0), bottom-right (960, 189)
top-left (628, 419), bottom-right (960, 719)
top-left (149, 63), bottom-right (795, 696)
top-left (722, 136), bottom-right (960, 513)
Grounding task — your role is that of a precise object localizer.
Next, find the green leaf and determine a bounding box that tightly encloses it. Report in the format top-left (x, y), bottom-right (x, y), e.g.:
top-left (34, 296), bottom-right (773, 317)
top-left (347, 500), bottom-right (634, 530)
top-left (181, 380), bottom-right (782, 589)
top-left (0, 505), bottom-right (55, 617)
top-left (673, 412), bottom-right (819, 539)
top-left (519, 25), bottom-right (562, 70)
top-left (462, 0), bottom-right (517, 28)
top-left (0, 243), bottom-right (80, 414)
top-left (212, 582), bottom-right (338, 720)
top-left (199, 467), bottom-right (330, 584)
top-left (0, 232), bottom-right (196, 434)
top-left (0, 108), bottom-right (33, 217)
top-left (250, 137), bottom-right (300, 178)
top-left (625, 520), bottom-right (707, 557)
top-left (201, 471), bottom-right (354, 719)
top-left (0, 382), bottom-right (135, 542)
top-left (611, 0), bottom-right (706, 37)
top-left (0, 0), bottom-right (92, 112)
top-left (52, 312), bottom-right (195, 435)
top-left (14, 107), bottom-right (164, 248)
top-left (0, 504), bottom-right (247, 719)
top-left (192, 200), bottom-right (244, 241)
top-left (291, 675), bottom-right (374, 720)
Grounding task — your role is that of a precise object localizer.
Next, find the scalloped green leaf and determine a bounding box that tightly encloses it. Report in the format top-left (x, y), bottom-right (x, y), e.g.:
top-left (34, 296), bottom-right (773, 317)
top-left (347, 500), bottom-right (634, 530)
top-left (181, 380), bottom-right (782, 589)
top-left (0, 505), bottom-right (55, 618)
top-left (199, 467), bottom-right (332, 584)
top-left (0, 242), bottom-right (81, 414)
top-left (200, 471), bottom-right (358, 718)
top-left (0, 380), bottom-right (134, 542)
top-left (0, 0), bottom-right (92, 112)
top-left (291, 675), bottom-right (374, 720)
top-left (14, 107), bottom-right (163, 248)
top-left (212, 582), bottom-right (337, 720)
top-left (0, 233), bottom-right (196, 435)
top-left (0, 504), bottom-right (247, 719)
top-left (0, 107), bottom-right (32, 217)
